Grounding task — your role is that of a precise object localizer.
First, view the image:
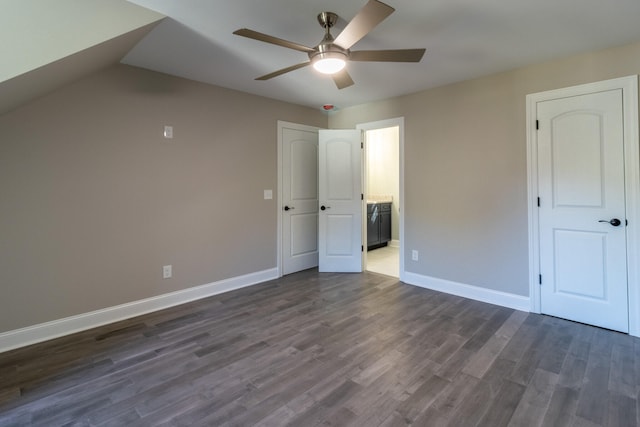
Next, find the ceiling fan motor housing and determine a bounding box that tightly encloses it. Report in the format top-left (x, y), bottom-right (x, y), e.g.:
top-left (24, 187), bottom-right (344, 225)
top-left (309, 42), bottom-right (350, 62)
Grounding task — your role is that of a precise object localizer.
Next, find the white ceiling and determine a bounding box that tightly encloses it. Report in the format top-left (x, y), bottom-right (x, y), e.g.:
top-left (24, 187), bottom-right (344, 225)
top-left (0, 0), bottom-right (164, 115)
top-left (0, 0), bottom-right (162, 82)
top-left (49, 1), bottom-right (640, 110)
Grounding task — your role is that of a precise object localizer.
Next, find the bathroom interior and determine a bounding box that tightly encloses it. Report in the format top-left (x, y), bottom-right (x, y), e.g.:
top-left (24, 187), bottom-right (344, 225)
top-left (365, 126), bottom-right (400, 277)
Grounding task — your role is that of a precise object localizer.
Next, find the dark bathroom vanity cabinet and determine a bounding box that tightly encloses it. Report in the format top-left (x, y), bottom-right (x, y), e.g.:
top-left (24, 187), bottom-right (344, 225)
top-left (367, 202), bottom-right (391, 250)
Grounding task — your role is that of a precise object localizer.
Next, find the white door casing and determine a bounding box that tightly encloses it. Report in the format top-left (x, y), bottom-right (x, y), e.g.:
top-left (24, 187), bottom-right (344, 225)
top-left (318, 129), bottom-right (363, 273)
top-left (538, 90), bottom-right (627, 332)
top-left (278, 122), bottom-right (319, 276)
top-left (526, 76), bottom-right (640, 336)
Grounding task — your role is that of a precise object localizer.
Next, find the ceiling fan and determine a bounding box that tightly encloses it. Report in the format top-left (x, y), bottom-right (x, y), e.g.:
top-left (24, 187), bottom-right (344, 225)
top-left (233, 0), bottom-right (426, 89)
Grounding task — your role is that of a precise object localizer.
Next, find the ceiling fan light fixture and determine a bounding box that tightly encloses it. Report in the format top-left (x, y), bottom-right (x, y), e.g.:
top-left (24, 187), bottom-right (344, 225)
top-left (311, 52), bottom-right (347, 74)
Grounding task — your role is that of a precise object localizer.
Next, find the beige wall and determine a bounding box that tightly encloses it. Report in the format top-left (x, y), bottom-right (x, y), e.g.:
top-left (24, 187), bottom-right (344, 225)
top-left (0, 64), bottom-right (326, 333)
top-left (330, 41), bottom-right (640, 296)
top-left (4, 40), bottom-right (640, 334)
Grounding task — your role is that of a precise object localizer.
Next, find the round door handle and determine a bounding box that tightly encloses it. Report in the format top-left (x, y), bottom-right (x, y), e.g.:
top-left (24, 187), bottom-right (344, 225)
top-left (599, 218), bottom-right (622, 227)
top-left (284, 206), bottom-right (294, 211)
top-left (320, 205), bottom-right (330, 211)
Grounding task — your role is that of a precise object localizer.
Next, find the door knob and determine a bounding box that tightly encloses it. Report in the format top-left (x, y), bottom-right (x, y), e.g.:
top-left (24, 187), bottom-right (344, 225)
top-left (599, 218), bottom-right (622, 227)
top-left (320, 205), bottom-right (331, 211)
top-left (284, 206), bottom-right (294, 211)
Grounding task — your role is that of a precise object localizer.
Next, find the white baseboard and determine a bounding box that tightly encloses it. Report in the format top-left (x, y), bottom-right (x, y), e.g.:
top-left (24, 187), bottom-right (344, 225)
top-left (389, 240), bottom-right (400, 248)
top-left (403, 271), bottom-right (530, 312)
top-left (0, 268), bottom-right (279, 354)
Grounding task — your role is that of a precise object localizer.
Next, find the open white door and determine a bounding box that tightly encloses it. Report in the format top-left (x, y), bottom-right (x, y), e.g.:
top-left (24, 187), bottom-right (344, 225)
top-left (318, 129), bottom-right (363, 272)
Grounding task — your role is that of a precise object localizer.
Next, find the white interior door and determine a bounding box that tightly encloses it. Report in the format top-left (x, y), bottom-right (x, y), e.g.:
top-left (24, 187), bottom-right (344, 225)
top-left (318, 129), bottom-right (363, 272)
top-left (537, 89), bottom-right (629, 332)
top-left (282, 125), bottom-right (319, 275)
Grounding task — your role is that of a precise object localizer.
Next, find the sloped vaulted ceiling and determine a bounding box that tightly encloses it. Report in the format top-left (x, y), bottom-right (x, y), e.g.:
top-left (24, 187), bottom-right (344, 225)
top-left (4, 0), bottom-right (640, 112)
top-left (0, 0), bottom-right (165, 115)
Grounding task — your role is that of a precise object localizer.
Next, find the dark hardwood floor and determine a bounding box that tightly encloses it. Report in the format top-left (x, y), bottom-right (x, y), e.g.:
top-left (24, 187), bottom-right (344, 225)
top-left (0, 269), bottom-right (638, 426)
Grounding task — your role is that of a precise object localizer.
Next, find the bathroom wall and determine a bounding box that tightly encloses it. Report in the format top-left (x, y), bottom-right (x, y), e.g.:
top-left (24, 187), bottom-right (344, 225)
top-left (367, 126), bottom-right (400, 242)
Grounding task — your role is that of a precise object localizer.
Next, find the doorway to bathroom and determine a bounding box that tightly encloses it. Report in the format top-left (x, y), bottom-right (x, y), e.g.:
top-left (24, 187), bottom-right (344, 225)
top-left (358, 118), bottom-right (404, 279)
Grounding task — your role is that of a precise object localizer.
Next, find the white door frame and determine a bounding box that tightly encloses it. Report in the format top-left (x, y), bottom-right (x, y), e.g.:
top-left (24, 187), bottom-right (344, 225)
top-left (526, 76), bottom-right (640, 336)
top-left (357, 117), bottom-right (406, 282)
top-left (277, 121), bottom-right (321, 277)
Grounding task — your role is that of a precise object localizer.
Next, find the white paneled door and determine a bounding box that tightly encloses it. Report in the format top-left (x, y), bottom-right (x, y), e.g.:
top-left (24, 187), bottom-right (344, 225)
top-left (318, 129), bottom-right (363, 272)
top-left (282, 125), bottom-right (319, 275)
top-left (537, 89), bottom-right (629, 332)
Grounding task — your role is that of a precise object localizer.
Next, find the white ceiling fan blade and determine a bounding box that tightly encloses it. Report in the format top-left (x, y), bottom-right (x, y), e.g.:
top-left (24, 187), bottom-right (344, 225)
top-left (350, 49), bottom-right (426, 62)
top-left (234, 29), bottom-right (315, 53)
top-left (332, 69), bottom-right (355, 89)
top-left (256, 61), bottom-right (311, 80)
top-left (333, 0), bottom-right (395, 50)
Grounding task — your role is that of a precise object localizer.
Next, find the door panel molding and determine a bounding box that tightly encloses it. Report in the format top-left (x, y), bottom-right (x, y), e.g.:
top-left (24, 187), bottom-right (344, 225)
top-left (526, 75), bottom-right (640, 336)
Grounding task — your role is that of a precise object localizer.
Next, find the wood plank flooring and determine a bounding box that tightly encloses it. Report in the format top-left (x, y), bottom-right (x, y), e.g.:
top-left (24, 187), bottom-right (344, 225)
top-left (0, 269), bottom-right (639, 426)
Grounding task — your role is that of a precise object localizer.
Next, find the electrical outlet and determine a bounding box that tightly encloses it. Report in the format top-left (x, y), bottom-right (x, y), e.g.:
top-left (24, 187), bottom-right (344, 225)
top-left (163, 125), bottom-right (173, 139)
top-left (163, 265), bottom-right (172, 279)
top-left (412, 250), bottom-right (419, 261)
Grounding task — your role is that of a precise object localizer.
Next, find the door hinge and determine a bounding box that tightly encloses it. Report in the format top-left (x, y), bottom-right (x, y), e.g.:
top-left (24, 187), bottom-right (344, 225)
top-left (361, 193), bottom-right (364, 201)
top-left (539, 274), bottom-right (542, 285)
top-left (361, 142), bottom-right (364, 149)
top-left (537, 197), bottom-right (541, 207)
top-left (536, 120), bottom-right (539, 130)
top-left (361, 245), bottom-right (364, 252)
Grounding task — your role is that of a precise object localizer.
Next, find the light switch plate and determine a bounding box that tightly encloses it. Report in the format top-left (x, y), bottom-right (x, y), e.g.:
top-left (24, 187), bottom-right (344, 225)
top-left (264, 189), bottom-right (273, 200)
top-left (163, 125), bottom-right (173, 139)
top-left (163, 265), bottom-right (172, 279)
